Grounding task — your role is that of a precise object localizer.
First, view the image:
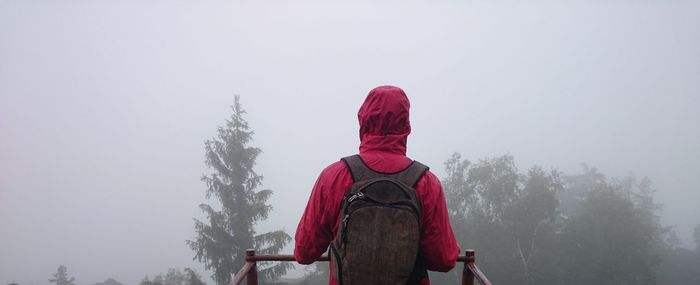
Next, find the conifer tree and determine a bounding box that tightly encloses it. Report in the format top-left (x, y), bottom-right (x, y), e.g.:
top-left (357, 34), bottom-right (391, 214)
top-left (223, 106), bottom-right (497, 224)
top-left (48, 265), bottom-right (76, 285)
top-left (188, 96), bottom-right (291, 284)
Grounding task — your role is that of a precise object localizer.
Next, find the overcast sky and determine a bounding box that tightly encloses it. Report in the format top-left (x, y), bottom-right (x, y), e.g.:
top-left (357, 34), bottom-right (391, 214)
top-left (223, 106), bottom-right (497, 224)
top-left (1, 1), bottom-right (699, 284)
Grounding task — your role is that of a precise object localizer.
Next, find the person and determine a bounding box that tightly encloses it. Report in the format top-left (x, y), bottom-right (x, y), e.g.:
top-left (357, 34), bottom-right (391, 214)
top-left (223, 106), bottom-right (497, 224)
top-left (294, 85), bottom-right (460, 285)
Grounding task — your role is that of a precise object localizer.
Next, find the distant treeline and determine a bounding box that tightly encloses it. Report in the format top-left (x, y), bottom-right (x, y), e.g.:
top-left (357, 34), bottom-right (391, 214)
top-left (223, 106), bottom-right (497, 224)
top-left (429, 153), bottom-right (699, 285)
top-left (31, 266), bottom-right (207, 285)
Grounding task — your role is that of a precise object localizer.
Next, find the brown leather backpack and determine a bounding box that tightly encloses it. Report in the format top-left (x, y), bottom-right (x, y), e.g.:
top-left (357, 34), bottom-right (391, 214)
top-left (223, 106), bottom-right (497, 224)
top-left (330, 155), bottom-right (429, 285)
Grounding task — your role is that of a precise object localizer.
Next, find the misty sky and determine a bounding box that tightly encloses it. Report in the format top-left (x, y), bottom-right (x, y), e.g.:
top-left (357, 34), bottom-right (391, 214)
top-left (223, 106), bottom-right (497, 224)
top-left (1, 1), bottom-right (699, 284)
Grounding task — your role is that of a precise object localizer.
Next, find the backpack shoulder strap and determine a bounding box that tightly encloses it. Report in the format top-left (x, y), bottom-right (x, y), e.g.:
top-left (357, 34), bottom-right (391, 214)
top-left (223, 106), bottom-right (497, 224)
top-left (341, 155), bottom-right (429, 186)
top-left (395, 160), bottom-right (429, 187)
top-left (341, 154), bottom-right (380, 182)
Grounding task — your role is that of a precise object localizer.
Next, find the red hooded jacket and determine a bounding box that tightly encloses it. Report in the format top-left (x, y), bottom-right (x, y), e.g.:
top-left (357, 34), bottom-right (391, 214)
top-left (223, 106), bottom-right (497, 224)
top-left (294, 86), bottom-right (460, 285)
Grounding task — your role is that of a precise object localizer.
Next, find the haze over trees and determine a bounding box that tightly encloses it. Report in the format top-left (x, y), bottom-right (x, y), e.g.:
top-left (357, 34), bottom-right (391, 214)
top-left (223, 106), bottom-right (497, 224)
top-left (30, 146), bottom-right (699, 285)
top-left (92, 278), bottom-right (122, 285)
top-left (438, 154), bottom-right (562, 285)
top-left (424, 153), bottom-right (696, 285)
top-left (138, 268), bottom-right (205, 285)
top-left (12, 108), bottom-right (700, 285)
top-left (30, 143), bottom-right (698, 285)
top-left (187, 96), bottom-right (292, 285)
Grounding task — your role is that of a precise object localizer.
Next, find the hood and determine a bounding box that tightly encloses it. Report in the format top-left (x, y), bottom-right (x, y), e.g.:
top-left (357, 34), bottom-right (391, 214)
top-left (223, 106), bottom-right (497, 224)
top-left (358, 85), bottom-right (411, 155)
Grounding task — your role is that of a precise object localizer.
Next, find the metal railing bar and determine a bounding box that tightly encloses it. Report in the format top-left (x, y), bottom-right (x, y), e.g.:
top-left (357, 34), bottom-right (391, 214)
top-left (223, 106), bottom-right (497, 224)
top-left (468, 262), bottom-right (492, 285)
top-left (246, 254), bottom-right (329, 262)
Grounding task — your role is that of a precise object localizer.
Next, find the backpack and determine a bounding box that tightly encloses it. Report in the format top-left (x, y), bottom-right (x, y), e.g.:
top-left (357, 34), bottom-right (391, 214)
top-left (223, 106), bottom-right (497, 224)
top-left (330, 154), bottom-right (429, 285)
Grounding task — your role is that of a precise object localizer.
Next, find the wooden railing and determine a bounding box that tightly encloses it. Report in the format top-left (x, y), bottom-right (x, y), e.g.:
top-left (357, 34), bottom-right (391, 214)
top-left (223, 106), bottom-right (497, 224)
top-left (230, 249), bottom-right (492, 285)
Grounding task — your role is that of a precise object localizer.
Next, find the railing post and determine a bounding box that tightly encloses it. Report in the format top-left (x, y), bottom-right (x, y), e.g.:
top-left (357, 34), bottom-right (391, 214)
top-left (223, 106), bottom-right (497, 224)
top-left (246, 249), bottom-right (258, 285)
top-left (462, 249), bottom-right (475, 285)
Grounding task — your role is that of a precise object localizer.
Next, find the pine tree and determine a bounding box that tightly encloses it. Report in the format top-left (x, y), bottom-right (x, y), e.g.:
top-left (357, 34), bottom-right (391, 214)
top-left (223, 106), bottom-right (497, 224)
top-left (187, 96), bottom-right (292, 285)
top-left (184, 268), bottom-right (206, 285)
top-left (48, 265), bottom-right (76, 285)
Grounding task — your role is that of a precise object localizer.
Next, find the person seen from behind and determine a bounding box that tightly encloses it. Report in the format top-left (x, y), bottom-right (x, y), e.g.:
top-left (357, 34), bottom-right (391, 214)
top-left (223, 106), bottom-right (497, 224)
top-left (294, 85), bottom-right (460, 285)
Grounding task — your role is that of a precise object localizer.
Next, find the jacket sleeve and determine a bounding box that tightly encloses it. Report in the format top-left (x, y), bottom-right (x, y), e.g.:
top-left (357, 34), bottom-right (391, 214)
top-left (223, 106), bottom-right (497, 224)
top-left (294, 162), bottom-right (351, 264)
top-left (417, 171), bottom-right (460, 272)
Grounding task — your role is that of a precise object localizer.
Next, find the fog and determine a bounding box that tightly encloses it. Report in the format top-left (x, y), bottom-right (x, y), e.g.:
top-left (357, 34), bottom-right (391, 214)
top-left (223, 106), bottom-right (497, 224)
top-left (1, 0), bottom-right (698, 284)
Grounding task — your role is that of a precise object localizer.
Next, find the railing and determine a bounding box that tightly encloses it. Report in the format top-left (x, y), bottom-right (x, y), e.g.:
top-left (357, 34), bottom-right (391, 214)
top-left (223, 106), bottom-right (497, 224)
top-left (230, 249), bottom-right (492, 285)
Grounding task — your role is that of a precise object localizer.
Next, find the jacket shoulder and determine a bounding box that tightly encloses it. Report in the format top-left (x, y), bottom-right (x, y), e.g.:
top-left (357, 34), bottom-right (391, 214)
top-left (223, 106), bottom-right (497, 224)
top-left (415, 168), bottom-right (441, 187)
top-left (319, 159), bottom-right (350, 177)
